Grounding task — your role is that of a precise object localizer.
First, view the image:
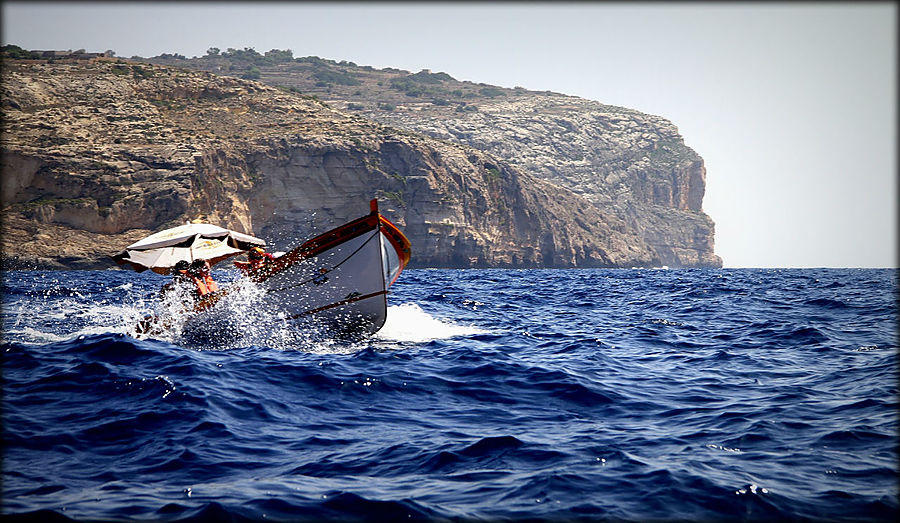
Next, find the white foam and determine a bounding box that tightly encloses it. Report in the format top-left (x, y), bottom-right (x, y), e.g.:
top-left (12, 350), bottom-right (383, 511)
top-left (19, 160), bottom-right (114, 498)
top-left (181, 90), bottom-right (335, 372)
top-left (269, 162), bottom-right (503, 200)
top-left (1, 299), bottom-right (154, 345)
top-left (2, 326), bottom-right (71, 345)
top-left (376, 303), bottom-right (488, 343)
top-left (3, 280), bottom-right (485, 350)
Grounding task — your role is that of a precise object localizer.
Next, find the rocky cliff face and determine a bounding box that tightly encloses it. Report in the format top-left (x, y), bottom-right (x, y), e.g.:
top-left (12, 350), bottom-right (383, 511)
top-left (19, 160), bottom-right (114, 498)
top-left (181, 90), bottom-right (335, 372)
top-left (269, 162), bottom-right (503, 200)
top-left (2, 59), bottom-right (686, 270)
top-left (143, 53), bottom-right (721, 267)
top-left (362, 96), bottom-right (720, 267)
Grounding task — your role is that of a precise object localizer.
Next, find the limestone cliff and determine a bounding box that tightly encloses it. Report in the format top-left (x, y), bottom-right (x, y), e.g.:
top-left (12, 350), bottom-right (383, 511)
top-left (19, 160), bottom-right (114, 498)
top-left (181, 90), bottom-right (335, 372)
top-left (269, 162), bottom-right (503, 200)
top-left (143, 52), bottom-right (721, 267)
top-left (2, 59), bottom-right (673, 269)
top-left (365, 96), bottom-right (720, 267)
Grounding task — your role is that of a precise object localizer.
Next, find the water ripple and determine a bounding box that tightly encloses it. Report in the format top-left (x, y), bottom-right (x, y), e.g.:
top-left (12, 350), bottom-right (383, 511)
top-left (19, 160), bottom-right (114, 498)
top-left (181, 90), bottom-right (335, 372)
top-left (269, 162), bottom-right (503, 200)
top-left (2, 268), bottom-right (897, 521)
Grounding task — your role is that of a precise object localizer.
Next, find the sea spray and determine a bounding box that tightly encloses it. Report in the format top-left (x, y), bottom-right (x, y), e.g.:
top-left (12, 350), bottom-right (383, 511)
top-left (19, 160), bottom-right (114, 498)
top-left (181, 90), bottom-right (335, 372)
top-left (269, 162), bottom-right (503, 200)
top-left (377, 302), bottom-right (488, 343)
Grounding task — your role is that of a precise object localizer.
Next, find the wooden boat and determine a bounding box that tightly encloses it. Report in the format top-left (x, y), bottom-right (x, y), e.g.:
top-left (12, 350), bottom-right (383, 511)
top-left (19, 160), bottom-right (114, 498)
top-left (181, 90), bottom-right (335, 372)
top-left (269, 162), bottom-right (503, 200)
top-left (136, 200), bottom-right (411, 339)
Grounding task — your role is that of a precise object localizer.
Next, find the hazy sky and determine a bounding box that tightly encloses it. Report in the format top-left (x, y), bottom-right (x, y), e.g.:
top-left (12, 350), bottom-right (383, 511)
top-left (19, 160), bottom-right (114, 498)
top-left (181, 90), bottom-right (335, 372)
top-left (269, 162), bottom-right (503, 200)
top-left (3, 2), bottom-right (896, 268)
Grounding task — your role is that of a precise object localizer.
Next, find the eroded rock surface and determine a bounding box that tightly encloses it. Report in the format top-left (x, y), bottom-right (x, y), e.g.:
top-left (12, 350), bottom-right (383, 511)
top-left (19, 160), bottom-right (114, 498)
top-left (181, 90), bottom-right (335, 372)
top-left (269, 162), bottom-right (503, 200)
top-left (2, 58), bottom-right (721, 269)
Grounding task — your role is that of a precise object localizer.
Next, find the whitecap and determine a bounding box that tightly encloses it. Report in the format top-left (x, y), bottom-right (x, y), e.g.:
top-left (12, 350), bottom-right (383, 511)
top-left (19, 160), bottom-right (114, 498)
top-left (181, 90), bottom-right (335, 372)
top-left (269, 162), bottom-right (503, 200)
top-left (375, 303), bottom-right (488, 343)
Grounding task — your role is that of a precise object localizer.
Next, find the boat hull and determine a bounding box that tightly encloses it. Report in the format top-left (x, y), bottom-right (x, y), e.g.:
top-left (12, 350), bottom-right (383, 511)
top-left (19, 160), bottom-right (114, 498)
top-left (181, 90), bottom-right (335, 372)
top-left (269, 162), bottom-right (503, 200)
top-left (182, 201), bottom-right (410, 339)
top-left (254, 225), bottom-right (397, 336)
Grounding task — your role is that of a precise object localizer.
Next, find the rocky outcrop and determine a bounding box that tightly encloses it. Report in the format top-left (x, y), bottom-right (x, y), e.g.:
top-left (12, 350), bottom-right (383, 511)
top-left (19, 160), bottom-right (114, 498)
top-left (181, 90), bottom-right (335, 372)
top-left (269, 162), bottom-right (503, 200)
top-left (143, 54), bottom-right (722, 267)
top-left (363, 96), bottom-right (720, 267)
top-left (2, 59), bottom-right (682, 270)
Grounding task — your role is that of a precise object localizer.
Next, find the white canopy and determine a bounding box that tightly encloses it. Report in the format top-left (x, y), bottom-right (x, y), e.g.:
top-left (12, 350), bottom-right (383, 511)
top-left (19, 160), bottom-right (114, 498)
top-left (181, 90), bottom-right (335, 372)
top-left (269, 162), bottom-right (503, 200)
top-left (112, 223), bottom-right (266, 274)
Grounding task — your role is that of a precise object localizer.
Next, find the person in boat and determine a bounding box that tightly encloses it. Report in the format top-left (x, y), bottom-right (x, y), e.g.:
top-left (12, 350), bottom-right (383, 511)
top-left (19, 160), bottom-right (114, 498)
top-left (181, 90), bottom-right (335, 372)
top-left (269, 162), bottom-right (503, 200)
top-left (159, 260), bottom-right (192, 298)
top-left (234, 247), bottom-right (275, 275)
top-left (188, 259), bottom-right (219, 298)
top-left (141, 260), bottom-right (211, 333)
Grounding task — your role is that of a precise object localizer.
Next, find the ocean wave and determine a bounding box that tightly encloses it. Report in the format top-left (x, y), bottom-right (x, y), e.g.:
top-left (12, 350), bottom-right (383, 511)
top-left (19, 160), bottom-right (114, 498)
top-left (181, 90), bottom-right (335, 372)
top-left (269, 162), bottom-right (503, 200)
top-left (2, 268), bottom-right (897, 521)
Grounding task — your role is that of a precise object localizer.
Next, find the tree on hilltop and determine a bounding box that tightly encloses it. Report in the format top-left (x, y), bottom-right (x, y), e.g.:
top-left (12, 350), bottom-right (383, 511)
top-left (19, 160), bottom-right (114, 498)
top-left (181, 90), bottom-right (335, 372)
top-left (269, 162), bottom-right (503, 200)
top-left (264, 49), bottom-right (293, 62)
top-left (222, 47), bottom-right (261, 61)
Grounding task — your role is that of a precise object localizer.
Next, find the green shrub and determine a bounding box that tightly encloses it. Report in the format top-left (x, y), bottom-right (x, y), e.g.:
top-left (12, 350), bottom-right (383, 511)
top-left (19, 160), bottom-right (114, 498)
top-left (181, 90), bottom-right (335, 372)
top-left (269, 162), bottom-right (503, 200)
top-left (479, 86), bottom-right (505, 98)
top-left (390, 77), bottom-right (452, 99)
top-left (241, 67), bottom-right (261, 80)
top-left (295, 55), bottom-right (341, 67)
top-left (1, 45), bottom-right (40, 59)
top-left (408, 69), bottom-right (455, 83)
top-left (312, 69), bottom-right (360, 86)
top-left (379, 190), bottom-right (405, 207)
top-left (264, 48), bottom-right (293, 62)
top-left (131, 65), bottom-right (153, 79)
top-left (222, 47), bottom-right (261, 61)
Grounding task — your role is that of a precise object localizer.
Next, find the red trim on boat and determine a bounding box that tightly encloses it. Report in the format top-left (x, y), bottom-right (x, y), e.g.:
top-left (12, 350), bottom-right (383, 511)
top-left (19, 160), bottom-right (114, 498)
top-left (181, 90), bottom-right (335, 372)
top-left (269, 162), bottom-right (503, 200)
top-left (247, 214), bottom-right (380, 283)
top-left (379, 215), bottom-right (412, 275)
top-left (247, 201), bottom-right (411, 284)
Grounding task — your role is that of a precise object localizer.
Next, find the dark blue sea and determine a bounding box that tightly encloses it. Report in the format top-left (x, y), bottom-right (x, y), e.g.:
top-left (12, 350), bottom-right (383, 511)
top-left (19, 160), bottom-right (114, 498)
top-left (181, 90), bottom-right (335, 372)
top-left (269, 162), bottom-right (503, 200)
top-left (2, 268), bottom-right (898, 522)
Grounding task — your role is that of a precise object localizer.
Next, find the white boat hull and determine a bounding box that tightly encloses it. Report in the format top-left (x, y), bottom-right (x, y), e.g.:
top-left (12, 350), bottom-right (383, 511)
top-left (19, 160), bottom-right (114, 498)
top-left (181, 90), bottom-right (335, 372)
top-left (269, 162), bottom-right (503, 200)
top-left (256, 229), bottom-right (396, 335)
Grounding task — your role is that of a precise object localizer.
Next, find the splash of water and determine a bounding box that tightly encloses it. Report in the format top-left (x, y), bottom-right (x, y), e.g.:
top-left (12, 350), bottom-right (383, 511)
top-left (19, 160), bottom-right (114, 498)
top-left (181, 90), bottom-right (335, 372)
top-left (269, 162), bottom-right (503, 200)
top-left (376, 303), bottom-right (488, 343)
top-left (2, 273), bottom-right (486, 351)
